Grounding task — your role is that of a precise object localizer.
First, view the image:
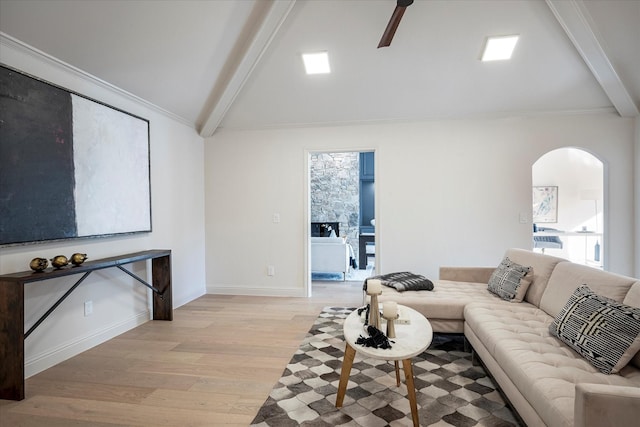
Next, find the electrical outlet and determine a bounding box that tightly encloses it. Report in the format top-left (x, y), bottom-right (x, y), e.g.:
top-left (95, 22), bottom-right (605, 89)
top-left (267, 265), bottom-right (275, 276)
top-left (84, 300), bottom-right (93, 316)
top-left (272, 213), bottom-right (280, 223)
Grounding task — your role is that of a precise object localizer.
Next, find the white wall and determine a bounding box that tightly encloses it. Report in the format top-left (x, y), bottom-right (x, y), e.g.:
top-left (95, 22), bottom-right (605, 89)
top-left (0, 39), bottom-right (207, 376)
top-left (205, 113), bottom-right (636, 296)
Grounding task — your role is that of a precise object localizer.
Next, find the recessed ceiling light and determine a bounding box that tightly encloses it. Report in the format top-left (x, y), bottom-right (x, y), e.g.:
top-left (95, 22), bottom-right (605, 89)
top-left (481, 35), bottom-right (519, 61)
top-left (302, 51), bottom-right (331, 74)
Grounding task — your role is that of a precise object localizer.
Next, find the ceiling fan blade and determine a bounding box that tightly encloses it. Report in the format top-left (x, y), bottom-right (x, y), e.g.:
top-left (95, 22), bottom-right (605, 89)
top-left (378, 0), bottom-right (413, 48)
top-left (378, 6), bottom-right (406, 48)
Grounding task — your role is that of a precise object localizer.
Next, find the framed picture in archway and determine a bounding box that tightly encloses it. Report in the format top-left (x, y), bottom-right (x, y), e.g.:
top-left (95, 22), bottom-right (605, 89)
top-left (532, 186), bottom-right (558, 223)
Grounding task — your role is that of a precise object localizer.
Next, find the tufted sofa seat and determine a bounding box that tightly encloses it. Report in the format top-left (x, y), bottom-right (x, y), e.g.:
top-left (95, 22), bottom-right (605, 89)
top-left (377, 248), bottom-right (640, 426)
top-left (465, 301), bottom-right (640, 427)
top-left (378, 279), bottom-right (497, 333)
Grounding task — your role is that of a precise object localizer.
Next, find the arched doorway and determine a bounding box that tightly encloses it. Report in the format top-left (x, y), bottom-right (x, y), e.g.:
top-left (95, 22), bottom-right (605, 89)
top-left (532, 148), bottom-right (605, 268)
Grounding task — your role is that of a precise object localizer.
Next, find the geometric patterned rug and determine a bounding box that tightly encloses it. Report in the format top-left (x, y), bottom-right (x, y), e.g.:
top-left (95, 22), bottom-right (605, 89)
top-left (250, 307), bottom-right (521, 427)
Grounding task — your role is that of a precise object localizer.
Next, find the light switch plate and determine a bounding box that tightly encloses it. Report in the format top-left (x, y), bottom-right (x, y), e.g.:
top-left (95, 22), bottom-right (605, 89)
top-left (519, 212), bottom-right (528, 224)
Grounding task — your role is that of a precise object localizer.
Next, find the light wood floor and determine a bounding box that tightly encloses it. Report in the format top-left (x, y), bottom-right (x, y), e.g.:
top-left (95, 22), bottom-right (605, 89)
top-left (0, 281), bottom-right (363, 426)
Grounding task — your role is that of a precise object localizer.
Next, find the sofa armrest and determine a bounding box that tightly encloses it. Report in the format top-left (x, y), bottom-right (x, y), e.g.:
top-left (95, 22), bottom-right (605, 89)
top-left (439, 267), bottom-right (495, 283)
top-left (575, 383), bottom-right (640, 427)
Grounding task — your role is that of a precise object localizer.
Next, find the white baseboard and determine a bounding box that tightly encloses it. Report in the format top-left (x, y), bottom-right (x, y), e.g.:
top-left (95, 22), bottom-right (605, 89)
top-left (207, 285), bottom-right (306, 297)
top-left (25, 311), bottom-right (150, 378)
top-left (173, 287), bottom-right (207, 309)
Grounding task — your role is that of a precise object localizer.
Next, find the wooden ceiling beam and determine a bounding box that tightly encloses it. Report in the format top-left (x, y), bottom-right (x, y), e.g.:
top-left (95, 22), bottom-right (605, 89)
top-left (198, 0), bottom-right (296, 137)
top-left (546, 0), bottom-right (638, 117)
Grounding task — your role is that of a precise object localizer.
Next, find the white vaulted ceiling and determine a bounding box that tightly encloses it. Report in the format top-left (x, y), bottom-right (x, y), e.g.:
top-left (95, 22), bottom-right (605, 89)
top-left (0, 0), bottom-right (638, 137)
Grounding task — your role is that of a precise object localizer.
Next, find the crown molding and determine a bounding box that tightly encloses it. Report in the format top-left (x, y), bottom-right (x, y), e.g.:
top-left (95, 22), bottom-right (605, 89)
top-left (0, 32), bottom-right (195, 128)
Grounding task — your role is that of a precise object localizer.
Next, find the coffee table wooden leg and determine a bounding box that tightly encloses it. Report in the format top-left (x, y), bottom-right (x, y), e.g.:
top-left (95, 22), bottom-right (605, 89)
top-left (402, 358), bottom-right (420, 427)
top-left (394, 361), bottom-right (401, 386)
top-left (336, 343), bottom-right (356, 408)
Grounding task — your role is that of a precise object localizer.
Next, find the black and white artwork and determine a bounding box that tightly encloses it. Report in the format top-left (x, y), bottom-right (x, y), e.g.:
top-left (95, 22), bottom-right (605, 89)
top-left (0, 65), bottom-right (151, 246)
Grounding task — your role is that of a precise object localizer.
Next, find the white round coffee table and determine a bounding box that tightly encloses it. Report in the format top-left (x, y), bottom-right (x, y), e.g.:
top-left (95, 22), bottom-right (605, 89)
top-left (335, 305), bottom-right (433, 427)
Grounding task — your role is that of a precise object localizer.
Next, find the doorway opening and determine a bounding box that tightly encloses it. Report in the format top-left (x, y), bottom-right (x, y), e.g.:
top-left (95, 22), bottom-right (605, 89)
top-left (532, 147), bottom-right (605, 268)
top-left (307, 150), bottom-right (376, 295)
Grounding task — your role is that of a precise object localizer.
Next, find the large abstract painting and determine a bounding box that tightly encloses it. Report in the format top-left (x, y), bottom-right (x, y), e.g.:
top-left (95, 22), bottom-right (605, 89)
top-left (0, 65), bottom-right (151, 246)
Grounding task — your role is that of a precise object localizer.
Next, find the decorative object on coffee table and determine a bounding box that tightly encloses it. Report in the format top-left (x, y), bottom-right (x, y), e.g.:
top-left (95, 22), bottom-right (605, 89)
top-left (382, 301), bottom-right (400, 387)
top-left (383, 301), bottom-right (399, 338)
top-left (366, 279), bottom-right (382, 328)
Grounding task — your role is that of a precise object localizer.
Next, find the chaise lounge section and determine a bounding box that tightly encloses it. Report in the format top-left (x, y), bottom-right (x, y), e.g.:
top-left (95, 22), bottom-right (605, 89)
top-left (376, 248), bottom-right (640, 426)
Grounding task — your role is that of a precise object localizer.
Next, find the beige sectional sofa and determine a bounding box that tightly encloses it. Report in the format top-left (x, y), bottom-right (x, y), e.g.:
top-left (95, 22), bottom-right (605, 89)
top-left (377, 248), bottom-right (640, 427)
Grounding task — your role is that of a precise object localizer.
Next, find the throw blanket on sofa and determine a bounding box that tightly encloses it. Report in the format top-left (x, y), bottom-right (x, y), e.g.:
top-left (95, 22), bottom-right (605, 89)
top-left (366, 271), bottom-right (434, 292)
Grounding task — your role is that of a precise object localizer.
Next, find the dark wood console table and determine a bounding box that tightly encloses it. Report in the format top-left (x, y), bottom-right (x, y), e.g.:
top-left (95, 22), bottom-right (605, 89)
top-left (0, 249), bottom-right (172, 401)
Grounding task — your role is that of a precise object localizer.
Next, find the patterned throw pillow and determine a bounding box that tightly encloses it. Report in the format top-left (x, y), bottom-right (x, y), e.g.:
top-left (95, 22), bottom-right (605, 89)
top-left (369, 272), bottom-right (434, 292)
top-left (549, 284), bottom-right (640, 374)
top-left (487, 257), bottom-right (532, 302)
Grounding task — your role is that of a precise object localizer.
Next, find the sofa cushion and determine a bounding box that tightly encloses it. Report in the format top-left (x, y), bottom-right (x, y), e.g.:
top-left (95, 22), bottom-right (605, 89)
top-left (623, 282), bottom-right (640, 369)
top-left (503, 248), bottom-right (566, 307)
top-left (623, 281), bottom-right (640, 308)
top-left (487, 256), bottom-right (532, 302)
top-left (549, 285), bottom-right (640, 374)
top-left (378, 280), bottom-right (497, 321)
top-left (540, 262), bottom-right (638, 318)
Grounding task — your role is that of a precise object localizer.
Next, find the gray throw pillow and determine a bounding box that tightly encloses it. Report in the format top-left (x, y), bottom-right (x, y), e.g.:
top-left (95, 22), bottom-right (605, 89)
top-left (368, 272), bottom-right (434, 292)
top-left (487, 257), bottom-right (532, 302)
top-left (549, 284), bottom-right (640, 374)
